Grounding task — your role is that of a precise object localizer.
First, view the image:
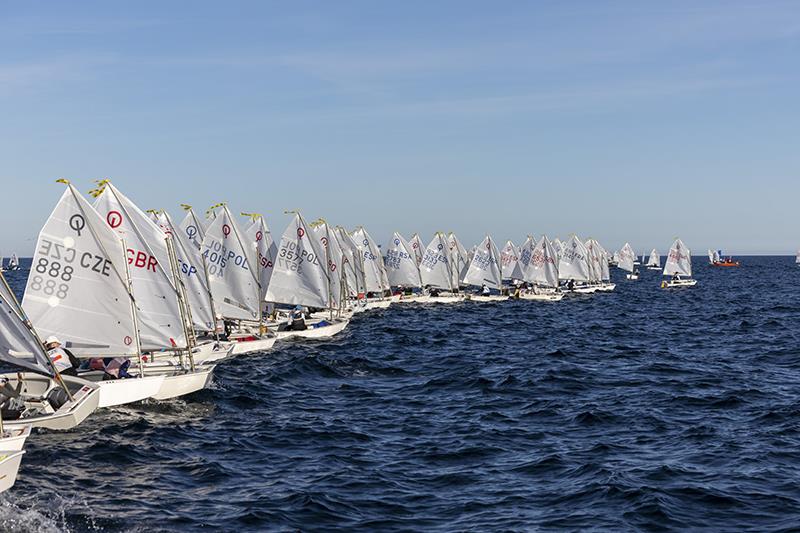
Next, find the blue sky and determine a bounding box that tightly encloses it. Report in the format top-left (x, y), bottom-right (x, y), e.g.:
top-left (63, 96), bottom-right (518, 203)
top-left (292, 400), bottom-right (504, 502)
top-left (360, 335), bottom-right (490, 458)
top-left (1, 1), bottom-right (798, 255)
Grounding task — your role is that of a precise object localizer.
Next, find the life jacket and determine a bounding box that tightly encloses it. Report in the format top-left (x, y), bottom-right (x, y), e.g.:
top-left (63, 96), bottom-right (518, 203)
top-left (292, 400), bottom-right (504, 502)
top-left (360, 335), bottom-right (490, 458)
top-left (47, 348), bottom-right (74, 372)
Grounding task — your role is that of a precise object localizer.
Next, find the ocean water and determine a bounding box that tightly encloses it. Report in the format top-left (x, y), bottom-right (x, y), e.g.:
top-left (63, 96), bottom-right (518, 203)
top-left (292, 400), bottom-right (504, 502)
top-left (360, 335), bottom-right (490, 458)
top-left (2, 256), bottom-right (800, 532)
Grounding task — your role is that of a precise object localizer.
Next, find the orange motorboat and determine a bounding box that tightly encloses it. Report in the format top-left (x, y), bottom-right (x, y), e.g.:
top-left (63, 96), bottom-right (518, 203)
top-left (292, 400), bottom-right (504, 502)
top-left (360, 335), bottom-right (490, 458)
top-left (711, 260), bottom-right (740, 267)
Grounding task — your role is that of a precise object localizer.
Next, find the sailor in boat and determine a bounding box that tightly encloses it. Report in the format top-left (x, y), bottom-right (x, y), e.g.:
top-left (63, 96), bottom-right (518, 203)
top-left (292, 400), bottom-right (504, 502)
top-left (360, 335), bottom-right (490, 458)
top-left (671, 272), bottom-right (680, 282)
top-left (481, 283), bottom-right (491, 297)
top-left (286, 305), bottom-right (308, 331)
top-left (44, 336), bottom-right (81, 377)
top-left (566, 279), bottom-right (575, 291)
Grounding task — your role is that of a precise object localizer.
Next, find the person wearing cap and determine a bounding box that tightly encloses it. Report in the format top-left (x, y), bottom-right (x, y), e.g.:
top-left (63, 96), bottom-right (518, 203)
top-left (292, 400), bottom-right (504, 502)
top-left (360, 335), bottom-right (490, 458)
top-left (286, 305), bottom-right (307, 331)
top-left (44, 336), bottom-right (81, 376)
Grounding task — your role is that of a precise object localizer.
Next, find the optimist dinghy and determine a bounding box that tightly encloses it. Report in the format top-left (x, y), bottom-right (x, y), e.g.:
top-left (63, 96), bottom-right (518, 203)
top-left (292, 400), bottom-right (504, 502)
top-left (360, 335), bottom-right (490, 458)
top-left (463, 235), bottom-right (508, 302)
top-left (517, 235), bottom-right (564, 300)
top-left (618, 243), bottom-right (638, 280)
top-left (264, 213), bottom-right (351, 339)
top-left (419, 233), bottom-right (466, 303)
top-left (645, 249), bottom-right (661, 270)
top-left (558, 235), bottom-right (595, 294)
top-left (1, 270), bottom-right (100, 430)
top-left (661, 238), bottom-right (697, 288)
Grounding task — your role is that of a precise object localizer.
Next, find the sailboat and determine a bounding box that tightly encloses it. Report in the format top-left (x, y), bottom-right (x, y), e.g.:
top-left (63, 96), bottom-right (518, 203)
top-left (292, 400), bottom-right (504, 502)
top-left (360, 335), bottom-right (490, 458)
top-left (21, 182), bottom-right (171, 407)
top-left (352, 227), bottom-right (393, 308)
top-left (500, 240), bottom-right (524, 284)
top-left (618, 243), bottom-right (638, 280)
top-left (419, 232), bottom-right (464, 303)
top-left (385, 232), bottom-right (427, 302)
top-left (519, 235), bottom-right (563, 301)
top-left (558, 235), bottom-right (596, 294)
top-left (645, 249), bottom-right (661, 270)
top-left (586, 239), bottom-right (615, 291)
top-left (151, 209), bottom-right (233, 365)
top-left (7, 254), bottom-right (19, 271)
top-left (264, 212), bottom-right (349, 339)
top-left (336, 226), bottom-right (369, 313)
top-left (200, 204), bottom-right (276, 355)
top-left (2, 268), bottom-right (100, 431)
top-left (708, 249), bottom-right (740, 267)
top-left (662, 238), bottom-right (697, 288)
top-left (448, 232), bottom-right (470, 290)
top-left (796, 249), bottom-right (800, 266)
top-left (463, 235), bottom-right (507, 302)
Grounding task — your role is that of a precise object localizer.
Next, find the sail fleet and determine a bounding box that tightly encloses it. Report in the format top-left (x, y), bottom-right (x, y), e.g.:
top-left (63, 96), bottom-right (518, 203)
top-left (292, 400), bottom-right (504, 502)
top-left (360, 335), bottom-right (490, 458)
top-left (1, 181), bottom-right (716, 493)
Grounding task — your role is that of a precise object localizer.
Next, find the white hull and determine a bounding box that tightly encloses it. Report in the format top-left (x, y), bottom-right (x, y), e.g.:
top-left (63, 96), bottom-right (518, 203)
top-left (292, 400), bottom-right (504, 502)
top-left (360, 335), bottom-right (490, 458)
top-left (626, 274), bottom-right (639, 280)
top-left (1, 374), bottom-right (100, 431)
top-left (662, 278), bottom-right (698, 288)
top-left (518, 292), bottom-right (563, 301)
top-left (647, 266), bottom-right (661, 270)
top-left (192, 340), bottom-right (235, 364)
top-left (228, 336), bottom-right (277, 356)
top-left (595, 283), bottom-right (616, 292)
top-left (564, 285), bottom-right (597, 294)
top-left (424, 294), bottom-right (466, 304)
top-left (150, 366), bottom-right (215, 400)
top-left (468, 294), bottom-right (509, 302)
top-left (396, 294), bottom-right (431, 303)
top-left (276, 318), bottom-right (349, 340)
top-left (93, 373), bottom-right (166, 408)
top-left (0, 451), bottom-right (25, 494)
top-left (364, 298), bottom-right (392, 310)
top-left (0, 426), bottom-right (31, 452)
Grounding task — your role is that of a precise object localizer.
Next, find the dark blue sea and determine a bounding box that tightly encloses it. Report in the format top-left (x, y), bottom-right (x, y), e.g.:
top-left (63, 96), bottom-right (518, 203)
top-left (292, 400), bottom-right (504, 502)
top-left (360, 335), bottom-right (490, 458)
top-left (2, 256), bottom-right (800, 532)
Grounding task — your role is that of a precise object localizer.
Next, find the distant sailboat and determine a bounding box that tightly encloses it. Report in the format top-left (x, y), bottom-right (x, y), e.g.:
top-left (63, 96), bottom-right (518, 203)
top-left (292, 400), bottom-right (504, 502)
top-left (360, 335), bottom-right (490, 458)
top-left (7, 254), bottom-right (19, 271)
top-left (708, 248), bottom-right (740, 267)
top-left (463, 235), bottom-right (507, 301)
top-left (419, 232), bottom-right (464, 303)
top-left (618, 243), bottom-right (638, 280)
top-left (645, 249), bottom-right (661, 270)
top-left (662, 238), bottom-right (697, 288)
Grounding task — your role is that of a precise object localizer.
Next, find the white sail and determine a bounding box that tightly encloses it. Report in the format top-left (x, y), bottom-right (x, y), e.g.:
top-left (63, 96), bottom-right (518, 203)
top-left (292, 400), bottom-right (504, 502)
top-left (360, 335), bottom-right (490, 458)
top-left (517, 236), bottom-right (535, 280)
top-left (796, 249), bottom-right (800, 264)
top-left (201, 205), bottom-right (261, 322)
top-left (463, 235), bottom-right (503, 289)
top-left (584, 239), bottom-right (602, 283)
top-left (707, 249), bottom-right (715, 264)
top-left (1, 272), bottom-right (58, 374)
top-left (265, 213), bottom-right (330, 308)
top-left (311, 220), bottom-right (344, 308)
top-left (529, 235), bottom-right (560, 287)
top-left (663, 238), bottom-right (692, 277)
top-left (500, 240), bottom-right (524, 280)
top-left (244, 216), bottom-right (278, 301)
top-left (179, 208), bottom-right (206, 250)
top-left (337, 227), bottom-right (365, 297)
top-left (352, 227), bottom-right (388, 293)
top-left (618, 243), bottom-right (636, 273)
top-left (558, 235), bottom-right (591, 282)
top-left (419, 233), bottom-right (454, 290)
top-left (713, 250), bottom-right (721, 262)
top-left (552, 238), bottom-right (564, 261)
top-left (647, 249), bottom-right (661, 267)
top-left (23, 185), bottom-right (138, 356)
top-left (385, 232), bottom-right (422, 288)
top-left (447, 232), bottom-right (470, 286)
top-left (92, 182), bottom-right (188, 350)
top-left (9, 254), bottom-right (19, 269)
top-left (409, 233), bottom-right (424, 265)
top-left (153, 211), bottom-right (215, 332)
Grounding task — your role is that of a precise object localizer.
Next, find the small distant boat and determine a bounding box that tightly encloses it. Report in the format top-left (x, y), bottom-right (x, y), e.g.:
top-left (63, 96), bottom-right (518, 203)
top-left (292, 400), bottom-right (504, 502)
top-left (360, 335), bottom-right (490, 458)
top-left (7, 254), bottom-right (19, 271)
top-left (645, 249), bottom-right (661, 270)
top-left (617, 243), bottom-right (638, 280)
top-left (708, 249), bottom-right (740, 267)
top-left (661, 238), bottom-right (697, 288)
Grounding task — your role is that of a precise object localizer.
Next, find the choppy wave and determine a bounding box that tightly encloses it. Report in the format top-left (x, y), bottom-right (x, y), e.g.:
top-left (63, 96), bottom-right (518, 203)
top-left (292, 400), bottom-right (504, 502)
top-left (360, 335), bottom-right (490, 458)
top-left (4, 257), bottom-right (800, 531)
